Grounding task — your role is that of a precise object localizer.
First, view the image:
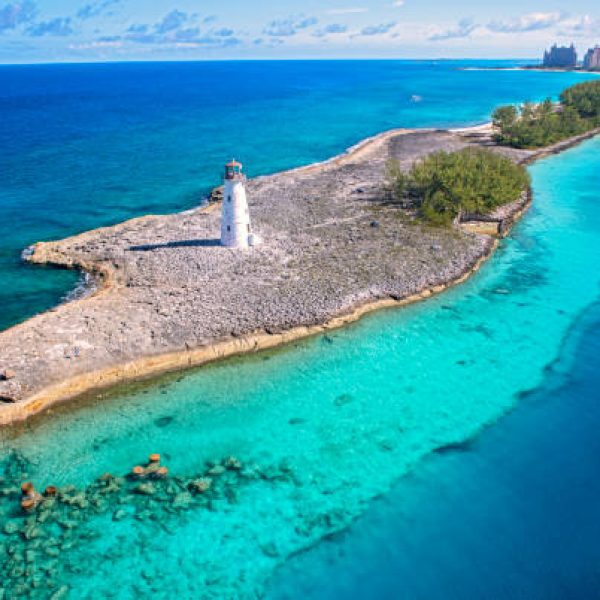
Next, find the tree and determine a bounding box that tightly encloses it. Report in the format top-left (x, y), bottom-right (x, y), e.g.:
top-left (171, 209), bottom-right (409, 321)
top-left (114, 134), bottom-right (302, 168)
top-left (492, 105), bottom-right (518, 131)
top-left (520, 102), bottom-right (537, 121)
top-left (539, 98), bottom-right (554, 117)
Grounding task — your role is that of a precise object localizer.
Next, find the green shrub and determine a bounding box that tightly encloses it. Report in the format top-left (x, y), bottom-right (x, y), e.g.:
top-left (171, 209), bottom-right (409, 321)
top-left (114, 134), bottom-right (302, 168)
top-left (387, 148), bottom-right (530, 226)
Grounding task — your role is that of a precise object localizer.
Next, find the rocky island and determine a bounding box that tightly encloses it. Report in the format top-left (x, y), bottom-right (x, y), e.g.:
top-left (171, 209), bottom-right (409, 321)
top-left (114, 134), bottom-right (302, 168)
top-left (1, 124), bottom-right (598, 424)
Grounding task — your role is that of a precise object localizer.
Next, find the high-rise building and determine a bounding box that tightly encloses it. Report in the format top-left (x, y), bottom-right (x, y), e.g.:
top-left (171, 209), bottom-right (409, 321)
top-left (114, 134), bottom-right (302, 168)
top-left (543, 44), bottom-right (577, 68)
top-left (583, 47), bottom-right (600, 71)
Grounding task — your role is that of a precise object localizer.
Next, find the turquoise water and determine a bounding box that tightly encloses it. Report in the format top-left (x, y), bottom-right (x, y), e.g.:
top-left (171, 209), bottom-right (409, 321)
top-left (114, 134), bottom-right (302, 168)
top-left (1, 60), bottom-right (599, 331)
top-left (1, 135), bottom-right (599, 597)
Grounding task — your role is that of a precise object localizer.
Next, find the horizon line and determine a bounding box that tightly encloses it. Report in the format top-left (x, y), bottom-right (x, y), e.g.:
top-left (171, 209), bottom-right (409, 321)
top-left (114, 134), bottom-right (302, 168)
top-left (0, 56), bottom-right (538, 67)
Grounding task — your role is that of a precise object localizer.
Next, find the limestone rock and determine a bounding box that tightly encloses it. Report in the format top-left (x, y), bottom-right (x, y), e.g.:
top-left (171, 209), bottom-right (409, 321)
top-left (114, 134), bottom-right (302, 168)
top-left (0, 369), bottom-right (15, 381)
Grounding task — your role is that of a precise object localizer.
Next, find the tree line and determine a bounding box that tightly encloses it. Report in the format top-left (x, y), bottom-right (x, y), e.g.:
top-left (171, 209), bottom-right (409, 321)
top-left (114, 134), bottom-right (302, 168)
top-left (492, 80), bottom-right (600, 149)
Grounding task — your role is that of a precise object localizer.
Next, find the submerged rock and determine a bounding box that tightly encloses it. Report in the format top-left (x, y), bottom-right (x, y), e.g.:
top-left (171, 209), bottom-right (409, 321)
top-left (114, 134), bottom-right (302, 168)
top-left (207, 465), bottom-right (226, 476)
top-left (334, 393), bottom-right (354, 407)
top-left (49, 585), bottom-right (70, 599)
top-left (22, 524), bottom-right (43, 540)
top-left (260, 542), bottom-right (280, 558)
top-left (3, 521), bottom-right (20, 535)
top-left (188, 479), bottom-right (212, 494)
top-left (112, 509), bottom-right (127, 521)
top-left (154, 416), bottom-right (174, 428)
top-left (224, 486), bottom-right (238, 504)
top-left (223, 456), bottom-right (242, 471)
top-left (61, 492), bottom-right (88, 509)
top-left (0, 486), bottom-right (19, 498)
top-left (134, 483), bottom-right (156, 496)
top-left (172, 492), bottom-right (193, 509)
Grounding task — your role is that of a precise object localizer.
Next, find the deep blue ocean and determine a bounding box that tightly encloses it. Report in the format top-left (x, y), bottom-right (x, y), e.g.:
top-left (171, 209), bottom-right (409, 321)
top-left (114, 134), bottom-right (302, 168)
top-left (1, 61), bottom-right (600, 598)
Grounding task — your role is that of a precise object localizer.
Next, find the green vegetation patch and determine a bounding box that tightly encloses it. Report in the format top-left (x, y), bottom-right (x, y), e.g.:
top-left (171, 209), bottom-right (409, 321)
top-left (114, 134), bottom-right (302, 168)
top-left (386, 148), bottom-right (530, 227)
top-left (561, 80), bottom-right (600, 121)
top-left (493, 80), bottom-right (600, 149)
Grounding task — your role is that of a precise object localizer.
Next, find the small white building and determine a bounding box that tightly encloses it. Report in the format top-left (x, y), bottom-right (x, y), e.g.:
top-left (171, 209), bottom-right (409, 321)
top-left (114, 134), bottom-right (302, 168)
top-left (220, 160), bottom-right (258, 249)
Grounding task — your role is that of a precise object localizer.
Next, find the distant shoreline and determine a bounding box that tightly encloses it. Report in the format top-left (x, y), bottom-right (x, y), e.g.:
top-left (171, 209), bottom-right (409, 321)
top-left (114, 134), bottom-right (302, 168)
top-left (0, 123), bottom-right (598, 426)
top-left (460, 66), bottom-right (600, 75)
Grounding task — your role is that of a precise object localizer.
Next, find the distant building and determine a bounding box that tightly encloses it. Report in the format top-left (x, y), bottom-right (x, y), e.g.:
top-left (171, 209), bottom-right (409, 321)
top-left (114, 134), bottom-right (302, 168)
top-left (543, 44), bottom-right (577, 68)
top-left (583, 46), bottom-right (600, 71)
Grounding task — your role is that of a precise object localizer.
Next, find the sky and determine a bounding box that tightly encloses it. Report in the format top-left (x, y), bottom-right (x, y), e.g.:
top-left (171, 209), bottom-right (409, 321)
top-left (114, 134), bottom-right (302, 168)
top-left (0, 0), bottom-right (598, 63)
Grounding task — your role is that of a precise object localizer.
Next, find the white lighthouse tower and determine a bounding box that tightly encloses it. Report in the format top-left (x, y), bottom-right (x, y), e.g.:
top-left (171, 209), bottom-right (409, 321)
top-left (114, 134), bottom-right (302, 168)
top-left (220, 159), bottom-right (256, 248)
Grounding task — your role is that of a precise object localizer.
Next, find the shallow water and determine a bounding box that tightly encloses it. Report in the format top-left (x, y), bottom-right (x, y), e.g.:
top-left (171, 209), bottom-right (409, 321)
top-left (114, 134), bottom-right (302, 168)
top-left (1, 59), bottom-right (598, 330)
top-left (1, 135), bottom-right (599, 598)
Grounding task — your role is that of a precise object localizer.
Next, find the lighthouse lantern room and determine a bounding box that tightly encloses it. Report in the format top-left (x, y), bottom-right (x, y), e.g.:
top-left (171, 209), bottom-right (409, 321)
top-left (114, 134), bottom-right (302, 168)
top-left (220, 159), bottom-right (257, 249)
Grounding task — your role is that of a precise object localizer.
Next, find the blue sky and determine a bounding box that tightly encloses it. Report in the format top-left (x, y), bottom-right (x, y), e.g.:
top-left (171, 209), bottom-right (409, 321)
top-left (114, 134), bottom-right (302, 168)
top-left (0, 0), bottom-right (598, 63)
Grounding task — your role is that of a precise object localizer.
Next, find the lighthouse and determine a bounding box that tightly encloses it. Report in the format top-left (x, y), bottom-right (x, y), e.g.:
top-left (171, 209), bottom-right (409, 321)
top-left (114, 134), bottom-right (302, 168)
top-left (220, 160), bottom-right (256, 249)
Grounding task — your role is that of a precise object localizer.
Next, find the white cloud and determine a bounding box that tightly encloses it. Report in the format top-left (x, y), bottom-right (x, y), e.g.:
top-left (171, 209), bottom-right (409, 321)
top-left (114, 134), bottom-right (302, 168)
top-left (559, 14), bottom-right (600, 37)
top-left (429, 18), bottom-right (477, 41)
top-left (155, 10), bottom-right (188, 35)
top-left (103, 10), bottom-right (244, 48)
top-left (77, 0), bottom-right (121, 21)
top-left (326, 7), bottom-right (368, 15)
top-left (355, 21), bottom-right (397, 37)
top-left (488, 12), bottom-right (566, 33)
top-left (69, 39), bottom-right (122, 49)
top-left (0, 0), bottom-right (37, 32)
top-left (27, 17), bottom-right (74, 37)
top-left (313, 23), bottom-right (348, 37)
top-left (264, 15), bottom-right (318, 37)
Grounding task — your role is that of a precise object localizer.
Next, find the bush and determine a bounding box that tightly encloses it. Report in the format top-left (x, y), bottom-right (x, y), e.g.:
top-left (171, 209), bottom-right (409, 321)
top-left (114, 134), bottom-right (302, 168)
top-left (387, 148), bottom-right (530, 226)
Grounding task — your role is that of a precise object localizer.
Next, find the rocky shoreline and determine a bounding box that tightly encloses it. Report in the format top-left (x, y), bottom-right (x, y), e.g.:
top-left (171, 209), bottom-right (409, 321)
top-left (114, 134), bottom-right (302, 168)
top-left (1, 125), bottom-right (598, 425)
